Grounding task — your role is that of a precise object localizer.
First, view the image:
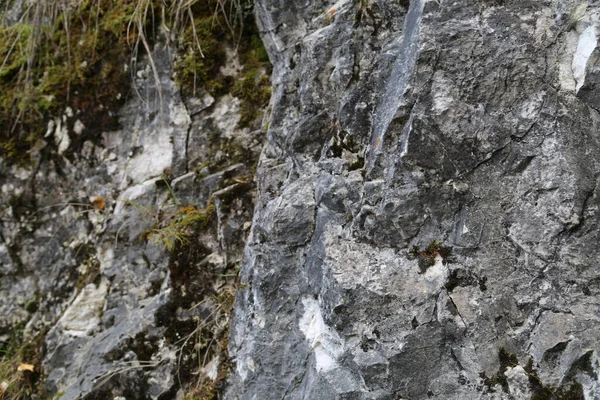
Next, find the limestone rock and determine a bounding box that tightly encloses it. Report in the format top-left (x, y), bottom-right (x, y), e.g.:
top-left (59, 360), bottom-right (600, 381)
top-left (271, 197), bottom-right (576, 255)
top-left (0, 39), bottom-right (262, 399)
top-left (226, 0), bottom-right (600, 399)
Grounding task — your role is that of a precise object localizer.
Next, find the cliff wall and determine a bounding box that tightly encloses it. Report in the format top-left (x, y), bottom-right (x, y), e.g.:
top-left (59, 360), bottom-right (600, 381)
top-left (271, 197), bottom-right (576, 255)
top-left (1, 0), bottom-right (600, 399)
top-left (227, 0), bottom-right (600, 398)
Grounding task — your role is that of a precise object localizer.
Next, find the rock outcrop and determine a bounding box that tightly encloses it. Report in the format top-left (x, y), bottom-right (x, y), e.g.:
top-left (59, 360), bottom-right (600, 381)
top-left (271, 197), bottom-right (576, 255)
top-left (227, 0), bottom-right (600, 399)
top-left (0, 10), bottom-right (267, 397)
top-left (2, 0), bottom-right (600, 399)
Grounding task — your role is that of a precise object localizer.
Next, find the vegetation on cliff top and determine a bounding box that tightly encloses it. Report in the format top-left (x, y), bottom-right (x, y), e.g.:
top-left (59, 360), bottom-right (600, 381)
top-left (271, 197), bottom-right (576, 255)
top-left (0, 0), bottom-right (271, 164)
top-left (0, 0), bottom-right (148, 162)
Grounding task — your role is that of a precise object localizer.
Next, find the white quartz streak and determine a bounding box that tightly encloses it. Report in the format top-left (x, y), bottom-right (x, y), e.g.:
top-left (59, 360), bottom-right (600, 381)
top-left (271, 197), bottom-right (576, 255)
top-left (572, 25), bottom-right (597, 93)
top-left (298, 297), bottom-right (343, 372)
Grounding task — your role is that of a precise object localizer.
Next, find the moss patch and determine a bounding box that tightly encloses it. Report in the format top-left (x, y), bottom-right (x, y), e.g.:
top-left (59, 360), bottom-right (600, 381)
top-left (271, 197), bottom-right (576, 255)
top-left (0, 0), bottom-right (155, 163)
top-left (173, 0), bottom-right (272, 128)
top-left (232, 67), bottom-right (271, 127)
top-left (481, 347), bottom-right (520, 393)
top-left (482, 349), bottom-right (587, 399)
top-left (172, 2), bottom-right (228, 98)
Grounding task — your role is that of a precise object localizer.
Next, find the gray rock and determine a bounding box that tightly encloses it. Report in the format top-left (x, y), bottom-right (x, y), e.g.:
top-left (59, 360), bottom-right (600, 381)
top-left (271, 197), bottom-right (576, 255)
top-left (227, 0), bottom-right (600, 399)
top-left (0, 33), bottom-right (261, 399)
top-left (3, 0), bottom-right (600, 398)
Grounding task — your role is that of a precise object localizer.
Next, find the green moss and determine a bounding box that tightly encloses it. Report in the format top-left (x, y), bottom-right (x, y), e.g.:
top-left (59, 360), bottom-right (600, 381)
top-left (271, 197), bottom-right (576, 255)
top-left (24, 297), bottom-right (38, 313)
top-left (498, 347), bottom-right (519, 369)
top-left (0, 22), bottom-right (33, 163)
top-left (173, 8), bottom-right (227, 98)
top-left (232, 68), bottom-right (271, 127)
top-left (0, 0), bottom-right (272, 163)
top-left (0, 23), bottom-right (30, 80)
top-left (173, 1), bottom-right (271, 128)
top-left (235, 19), bottom-right (272, 127)
top-left (250, 35), bottom-right (269, 62)
top-left (0, 0), bottom-right (154, 163)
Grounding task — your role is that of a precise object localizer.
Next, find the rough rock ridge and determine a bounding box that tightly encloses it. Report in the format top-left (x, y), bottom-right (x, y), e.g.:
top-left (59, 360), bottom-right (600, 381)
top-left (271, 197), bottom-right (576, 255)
top-left (227, 0), bottom-right (600, 399)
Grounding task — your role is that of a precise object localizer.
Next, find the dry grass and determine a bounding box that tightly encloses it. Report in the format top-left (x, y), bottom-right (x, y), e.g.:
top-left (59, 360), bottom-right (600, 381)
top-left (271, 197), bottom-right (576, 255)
top-left (0, 0), bottom-right (251, 160)
top-left (0, 331), bottom-right (42, 400)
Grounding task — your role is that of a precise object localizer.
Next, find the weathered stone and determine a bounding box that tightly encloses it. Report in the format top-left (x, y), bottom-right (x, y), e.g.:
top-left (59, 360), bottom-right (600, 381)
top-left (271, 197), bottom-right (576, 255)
top-left (227, 0), bottom-right (600, 399)
top-left (3, 0), bottom-right (600, 398)
top-left (0, 30), bottom-right (262, 399)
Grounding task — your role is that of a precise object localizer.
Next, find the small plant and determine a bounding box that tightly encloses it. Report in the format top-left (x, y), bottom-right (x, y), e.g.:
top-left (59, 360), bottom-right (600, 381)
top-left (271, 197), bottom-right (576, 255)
top-left (322, 8), bottom-right (336, 26)
top-left (149, 204), bottom-right (215, 251)
top-left (144, 176), bottom-right (214, 251)
top-left (0, 327), bottom-right (42, 399)
top-left (409, 240), bottom-right (452, 273)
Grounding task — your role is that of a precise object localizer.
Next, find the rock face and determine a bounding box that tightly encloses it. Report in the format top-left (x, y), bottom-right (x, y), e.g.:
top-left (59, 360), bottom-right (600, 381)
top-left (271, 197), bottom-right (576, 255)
top-left (2, 0), bottom-right (600, 398)
top-left (0, 34), bottom-right (264, 398)
top-left (227, 0), bottom-right (600, 399)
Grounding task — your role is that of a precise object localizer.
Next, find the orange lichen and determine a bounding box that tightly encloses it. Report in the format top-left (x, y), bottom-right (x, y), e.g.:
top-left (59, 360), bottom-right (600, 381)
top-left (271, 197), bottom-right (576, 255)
top-left (375, 137), bottom-right (381, 149)
top-left (92, 196), bottom-right (106, 211)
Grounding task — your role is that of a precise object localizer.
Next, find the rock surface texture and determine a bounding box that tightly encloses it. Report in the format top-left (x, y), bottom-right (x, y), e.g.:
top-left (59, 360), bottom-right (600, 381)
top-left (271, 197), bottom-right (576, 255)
top-left (227, 0), bottom-right (600, 399)
top-left (0, 32), bottom-right (264, 399)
